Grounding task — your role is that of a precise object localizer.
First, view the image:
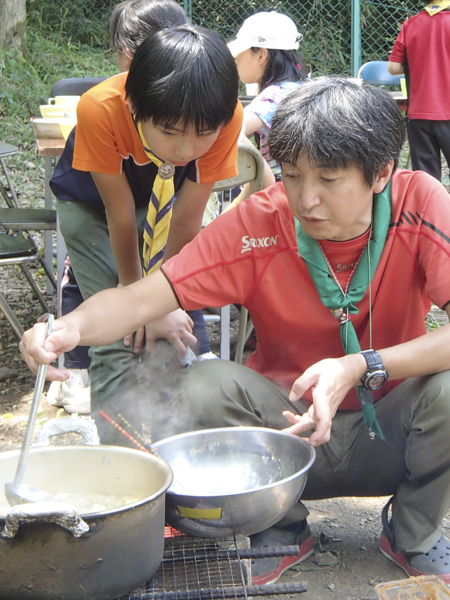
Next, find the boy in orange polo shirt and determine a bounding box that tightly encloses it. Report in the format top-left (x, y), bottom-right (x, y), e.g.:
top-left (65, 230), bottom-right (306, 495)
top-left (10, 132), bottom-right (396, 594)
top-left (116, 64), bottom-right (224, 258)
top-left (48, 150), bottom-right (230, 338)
top-left (49, 24), bottom-right (242, 444)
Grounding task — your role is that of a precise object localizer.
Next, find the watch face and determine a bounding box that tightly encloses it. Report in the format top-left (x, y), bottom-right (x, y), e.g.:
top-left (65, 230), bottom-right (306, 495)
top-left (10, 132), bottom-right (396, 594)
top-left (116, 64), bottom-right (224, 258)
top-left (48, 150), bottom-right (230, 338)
top-left (367, 371), bottom-right (387, 389)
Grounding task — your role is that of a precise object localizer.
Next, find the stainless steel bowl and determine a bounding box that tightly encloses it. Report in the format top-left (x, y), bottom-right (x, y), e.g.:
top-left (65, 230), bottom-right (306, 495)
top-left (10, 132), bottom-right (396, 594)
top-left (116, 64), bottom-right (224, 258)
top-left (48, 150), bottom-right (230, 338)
top-left (152, 426), bottom-right (315, 538)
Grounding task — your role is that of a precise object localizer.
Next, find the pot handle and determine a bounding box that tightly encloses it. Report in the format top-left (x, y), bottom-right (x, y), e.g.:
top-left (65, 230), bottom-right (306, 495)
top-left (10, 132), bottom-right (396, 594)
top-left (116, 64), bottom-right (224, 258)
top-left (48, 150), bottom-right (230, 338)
top-left (34, 417), bottom-right (100, 447)
top-left (1, 502), bottom-right (90, 539)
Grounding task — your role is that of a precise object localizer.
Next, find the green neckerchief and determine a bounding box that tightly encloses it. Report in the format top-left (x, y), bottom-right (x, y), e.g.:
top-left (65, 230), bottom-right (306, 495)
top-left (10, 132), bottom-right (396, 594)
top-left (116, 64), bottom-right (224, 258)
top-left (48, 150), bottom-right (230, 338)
top-left (295, 180), bottom-right (392, 440)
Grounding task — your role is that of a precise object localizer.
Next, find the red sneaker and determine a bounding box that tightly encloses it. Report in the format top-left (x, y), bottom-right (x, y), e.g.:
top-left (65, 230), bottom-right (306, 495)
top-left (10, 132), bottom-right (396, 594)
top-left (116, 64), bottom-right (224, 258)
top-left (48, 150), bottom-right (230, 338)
top-left (380, 531), bottom-right (450, 584)
top-left (251, 522), bottom-right (314, 586)
top-left (379, 499), bottom-right (450, 584)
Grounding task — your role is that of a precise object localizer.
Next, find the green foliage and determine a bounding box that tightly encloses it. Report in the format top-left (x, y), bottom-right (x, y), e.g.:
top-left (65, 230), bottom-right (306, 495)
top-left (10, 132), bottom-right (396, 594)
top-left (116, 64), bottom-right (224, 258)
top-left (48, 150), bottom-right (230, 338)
top-left (425, 308), bottom-right (449, 332)
top-left (0, 29), bottom-right (116, 148)
top-left (27, 0), bottom-right (116, 48)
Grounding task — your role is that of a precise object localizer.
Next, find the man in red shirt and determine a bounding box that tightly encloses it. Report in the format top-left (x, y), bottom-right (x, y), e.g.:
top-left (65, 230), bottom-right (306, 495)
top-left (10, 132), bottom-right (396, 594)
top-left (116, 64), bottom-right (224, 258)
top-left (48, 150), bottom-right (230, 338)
top-left (388, 2), bottom-right (450, 180)
top-left (20, 78), bottom-right (450, 586)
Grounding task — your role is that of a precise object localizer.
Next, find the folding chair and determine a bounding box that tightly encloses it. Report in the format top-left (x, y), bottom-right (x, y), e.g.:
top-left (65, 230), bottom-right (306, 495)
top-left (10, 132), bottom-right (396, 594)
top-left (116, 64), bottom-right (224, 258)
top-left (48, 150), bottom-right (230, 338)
top-left (0, 230), bottom-right (51, 339)
top-left (357, 61), bottom-right (403, 86)
top-left (0, 141), bottom-right (57, 291)
top-left (210, 142), bottom-right (265, 363)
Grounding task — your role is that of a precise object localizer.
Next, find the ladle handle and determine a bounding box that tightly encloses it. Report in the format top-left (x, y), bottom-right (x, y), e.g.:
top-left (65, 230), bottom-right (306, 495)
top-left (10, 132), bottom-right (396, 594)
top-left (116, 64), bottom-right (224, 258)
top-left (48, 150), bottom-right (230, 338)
top-left (14, 315), bottom-right (54, 484)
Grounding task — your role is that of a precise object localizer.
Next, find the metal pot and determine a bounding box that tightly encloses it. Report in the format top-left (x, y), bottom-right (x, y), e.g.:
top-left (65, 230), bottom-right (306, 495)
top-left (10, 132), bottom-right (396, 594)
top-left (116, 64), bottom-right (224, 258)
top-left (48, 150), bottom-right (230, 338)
top-left (0, 433), bottom-right (173, 600)
top-left (153, 426), bottom-right (316, 538)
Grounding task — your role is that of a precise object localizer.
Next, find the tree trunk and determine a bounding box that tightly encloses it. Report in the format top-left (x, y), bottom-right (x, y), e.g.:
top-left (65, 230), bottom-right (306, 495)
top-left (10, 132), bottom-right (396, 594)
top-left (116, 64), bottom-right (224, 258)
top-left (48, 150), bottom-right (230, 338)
top-left (0, 0), bottom-right (26, 51)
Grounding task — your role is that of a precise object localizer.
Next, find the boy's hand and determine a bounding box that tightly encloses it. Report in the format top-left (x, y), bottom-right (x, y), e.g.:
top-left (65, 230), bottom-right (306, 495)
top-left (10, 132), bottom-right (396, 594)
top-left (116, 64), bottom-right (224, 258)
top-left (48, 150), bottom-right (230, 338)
top-left (144, 309), bottom-right (197, 357)
top-left (123, 326), bottom-right (146, 353)
top-left (19, 319), bottom-right (80, 381)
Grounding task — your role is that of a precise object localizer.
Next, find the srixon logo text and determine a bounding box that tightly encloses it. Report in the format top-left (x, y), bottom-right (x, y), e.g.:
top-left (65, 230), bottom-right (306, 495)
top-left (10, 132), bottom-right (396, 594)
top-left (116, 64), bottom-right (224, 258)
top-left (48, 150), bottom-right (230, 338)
top-left (241, 235), bottom-right (279, 253)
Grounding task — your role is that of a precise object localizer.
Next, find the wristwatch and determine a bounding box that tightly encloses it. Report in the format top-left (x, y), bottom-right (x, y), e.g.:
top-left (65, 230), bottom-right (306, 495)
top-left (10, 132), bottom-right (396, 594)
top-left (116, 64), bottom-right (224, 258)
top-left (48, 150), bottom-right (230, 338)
top-left (359, 350), bottom-right (388, 390)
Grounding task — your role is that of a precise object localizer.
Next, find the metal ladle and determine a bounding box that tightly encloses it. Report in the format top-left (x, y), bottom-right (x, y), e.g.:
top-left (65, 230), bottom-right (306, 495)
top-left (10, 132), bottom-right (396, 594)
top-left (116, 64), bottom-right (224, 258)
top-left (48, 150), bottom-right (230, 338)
top-left (5, 315), bottom-right (55, 506)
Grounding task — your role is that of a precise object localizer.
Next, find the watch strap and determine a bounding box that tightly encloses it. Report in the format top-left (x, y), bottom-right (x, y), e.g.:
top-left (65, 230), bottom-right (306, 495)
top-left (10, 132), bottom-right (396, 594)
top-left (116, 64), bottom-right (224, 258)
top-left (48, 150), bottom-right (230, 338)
top-left (360, 349), bottom-right (383, 369)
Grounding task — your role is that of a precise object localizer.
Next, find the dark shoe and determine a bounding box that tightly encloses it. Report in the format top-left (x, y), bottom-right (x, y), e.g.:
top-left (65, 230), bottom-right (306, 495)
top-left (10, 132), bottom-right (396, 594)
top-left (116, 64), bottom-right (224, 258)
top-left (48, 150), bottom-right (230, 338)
top-left (379, 498), bottom-right (450, 583)
top-left (250, 520), bottom-right (314, 585)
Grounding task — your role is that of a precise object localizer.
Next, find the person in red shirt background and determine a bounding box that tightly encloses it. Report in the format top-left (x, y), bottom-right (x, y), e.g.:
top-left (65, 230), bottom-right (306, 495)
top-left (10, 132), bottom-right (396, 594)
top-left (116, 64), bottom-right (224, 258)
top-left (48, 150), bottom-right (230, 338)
top-left (388, 1), bottom-right (450, 180)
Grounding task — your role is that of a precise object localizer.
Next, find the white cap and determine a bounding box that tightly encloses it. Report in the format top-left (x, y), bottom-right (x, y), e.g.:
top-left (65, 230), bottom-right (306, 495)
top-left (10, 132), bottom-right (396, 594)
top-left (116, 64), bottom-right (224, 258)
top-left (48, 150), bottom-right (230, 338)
top-left (228, 12), bottom-right (302, 58)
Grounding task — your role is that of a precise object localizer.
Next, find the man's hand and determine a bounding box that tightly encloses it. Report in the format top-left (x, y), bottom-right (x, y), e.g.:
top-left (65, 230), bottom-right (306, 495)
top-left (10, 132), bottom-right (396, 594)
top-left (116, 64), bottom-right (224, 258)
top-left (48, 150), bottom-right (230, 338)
top-left (19, 319), bottom-right (80, 381)
top-left (283, 354), bottom-right (366, 446)
top-left (144, 309), bottom-right (197, 357)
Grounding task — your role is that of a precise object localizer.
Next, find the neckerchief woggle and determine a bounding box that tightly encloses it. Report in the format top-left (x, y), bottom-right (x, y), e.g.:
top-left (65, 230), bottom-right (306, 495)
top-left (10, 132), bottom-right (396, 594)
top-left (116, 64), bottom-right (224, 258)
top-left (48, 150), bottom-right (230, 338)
top-left (425, 1), bottom-right (450, 15)
top-left (295, 181), bottom-right (392, 440)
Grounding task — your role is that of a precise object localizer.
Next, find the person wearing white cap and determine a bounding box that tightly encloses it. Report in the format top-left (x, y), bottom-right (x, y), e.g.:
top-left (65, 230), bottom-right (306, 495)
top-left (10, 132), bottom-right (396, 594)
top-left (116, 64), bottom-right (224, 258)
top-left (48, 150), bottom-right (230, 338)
top-left (227, 11), bottom-right (309, 205)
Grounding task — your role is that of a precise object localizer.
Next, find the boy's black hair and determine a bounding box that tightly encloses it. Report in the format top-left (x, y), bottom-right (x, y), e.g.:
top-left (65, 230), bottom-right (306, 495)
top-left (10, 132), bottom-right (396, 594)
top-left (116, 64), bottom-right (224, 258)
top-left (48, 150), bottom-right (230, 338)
top-left (252, 47), bottom-right (309, 91)
top-left (269, 76), bottom-right (406, 187)
top-left (110, 0), bottom-right (188, 56)
top-left (125, 25), bottom-right (239, 132)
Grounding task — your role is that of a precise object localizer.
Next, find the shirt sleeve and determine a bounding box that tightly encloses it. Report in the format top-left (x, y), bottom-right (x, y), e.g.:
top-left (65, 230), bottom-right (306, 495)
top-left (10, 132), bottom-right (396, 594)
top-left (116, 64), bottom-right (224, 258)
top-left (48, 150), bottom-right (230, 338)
top-left (162, 188), bottom-right (284, 308)
top-left (192, 101), bottom-right (243, 184)
top-left (415, 175), bottom-right (450, 309)
top-left (389, 23), bottom-right (407, 63)
top-left (246, 86), bottom-right (282, 129)
top-left (162, 211), bottom-right (251, 309)
top-left (72, 93), bottom-right (125, 175)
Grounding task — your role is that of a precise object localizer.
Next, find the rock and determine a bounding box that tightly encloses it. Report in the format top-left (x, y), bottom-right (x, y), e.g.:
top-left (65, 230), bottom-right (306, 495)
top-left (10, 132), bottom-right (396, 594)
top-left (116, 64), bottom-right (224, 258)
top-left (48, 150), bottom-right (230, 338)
top-left (314, 551), bottom-right (339, 567)
top-left (320, 531), bottom-right (342, 543)
top-left (0, 367), bottom-right (17, 382)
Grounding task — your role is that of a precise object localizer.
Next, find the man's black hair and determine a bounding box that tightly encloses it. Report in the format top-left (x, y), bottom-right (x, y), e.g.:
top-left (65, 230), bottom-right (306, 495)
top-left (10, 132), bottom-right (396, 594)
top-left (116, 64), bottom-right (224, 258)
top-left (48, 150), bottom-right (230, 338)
top-left (251, 47), bottom-right (309, 91)
top-left (110, 0), bottom-right (188, 56)
top-left (269, 76), bottom-right (406, 187)
top-left (125, 25), bottom-right (239, 132)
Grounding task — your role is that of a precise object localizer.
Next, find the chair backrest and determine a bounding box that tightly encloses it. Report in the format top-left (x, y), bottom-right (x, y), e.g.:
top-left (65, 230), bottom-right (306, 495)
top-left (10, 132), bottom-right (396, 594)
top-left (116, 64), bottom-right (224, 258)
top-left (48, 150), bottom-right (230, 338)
top-left (357, 61), bottom-right (402, 86)
top-left (213, 143), bottom-right (265, 193)
top-left (51, 77), bottom-right (107, 97)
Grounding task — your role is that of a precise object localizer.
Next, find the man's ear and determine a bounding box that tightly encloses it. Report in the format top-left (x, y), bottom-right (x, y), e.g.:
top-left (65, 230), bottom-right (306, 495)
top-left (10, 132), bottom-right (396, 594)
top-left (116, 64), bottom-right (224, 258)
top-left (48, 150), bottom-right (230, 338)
top-left (373, 160), bottom-right (394, 194)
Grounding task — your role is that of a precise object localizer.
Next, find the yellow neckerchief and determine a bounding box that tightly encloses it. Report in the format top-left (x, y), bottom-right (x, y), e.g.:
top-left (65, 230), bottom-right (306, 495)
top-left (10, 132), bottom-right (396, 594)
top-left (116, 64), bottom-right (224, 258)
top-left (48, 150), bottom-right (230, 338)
top-left (136, 120), bottom-right (175, 275)
top-left (425, 1), bottom-right (450, 16)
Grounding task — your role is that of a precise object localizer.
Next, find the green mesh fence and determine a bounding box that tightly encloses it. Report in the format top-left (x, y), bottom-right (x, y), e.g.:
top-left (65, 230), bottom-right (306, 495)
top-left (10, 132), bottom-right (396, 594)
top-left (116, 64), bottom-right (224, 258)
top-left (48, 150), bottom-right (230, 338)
top-left (360, 0), bottom-right (417, 64)
top-left (26, 0), bottom-right (419, 75)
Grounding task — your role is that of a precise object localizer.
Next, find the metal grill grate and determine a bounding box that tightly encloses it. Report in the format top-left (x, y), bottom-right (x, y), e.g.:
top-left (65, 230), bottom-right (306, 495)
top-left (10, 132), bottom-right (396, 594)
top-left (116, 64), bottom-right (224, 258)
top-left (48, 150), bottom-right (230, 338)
top-left (116, 529), bottom-right (308, 600)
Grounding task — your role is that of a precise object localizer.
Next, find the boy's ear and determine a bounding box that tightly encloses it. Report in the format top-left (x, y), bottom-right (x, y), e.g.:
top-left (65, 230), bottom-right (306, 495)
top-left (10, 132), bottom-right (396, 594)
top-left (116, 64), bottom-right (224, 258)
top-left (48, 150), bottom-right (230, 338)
top-left (126, 98), bottom-right (135, 115)
top-left (373, 160), bottom-right (394, 194)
